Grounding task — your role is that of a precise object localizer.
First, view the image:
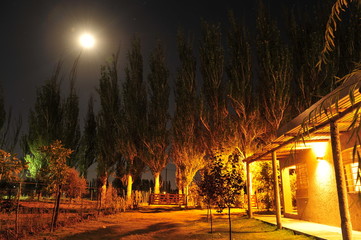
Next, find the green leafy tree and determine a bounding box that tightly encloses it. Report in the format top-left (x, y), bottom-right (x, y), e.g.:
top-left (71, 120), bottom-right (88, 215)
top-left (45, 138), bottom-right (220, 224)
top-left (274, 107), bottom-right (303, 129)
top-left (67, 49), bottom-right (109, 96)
top-left (24, 59), bottom-right (81, 177)
top-left (252, 161), bottom-right (275, 210)
top-left (119, 37), bottom-right (147, 200)
top-left (143, 42), bottom-right (170, 194)
top-left (23, 63), bottom-right (63, 179)
top-left (172, 30), bottom-right (205, 195)
top-left (198, 153), bottom-right (244, 239)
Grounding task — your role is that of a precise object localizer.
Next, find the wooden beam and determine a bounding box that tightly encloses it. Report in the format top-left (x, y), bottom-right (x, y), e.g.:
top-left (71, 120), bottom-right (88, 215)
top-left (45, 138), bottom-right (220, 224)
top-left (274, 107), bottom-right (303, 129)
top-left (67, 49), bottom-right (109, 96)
top-left (330, 121), bottom-right (353, 240)
top-left (244, 101), bottom-right (361, 163)
top-left (272, 151), bottom-right (282, 229)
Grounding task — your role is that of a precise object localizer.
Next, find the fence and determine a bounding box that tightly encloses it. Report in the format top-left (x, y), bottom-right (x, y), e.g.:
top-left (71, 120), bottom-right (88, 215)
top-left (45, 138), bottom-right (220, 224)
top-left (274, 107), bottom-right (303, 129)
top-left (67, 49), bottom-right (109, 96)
top-left (149, 193), bottom-right (186, 205)
top-left (0, 181), bottom-right (150, 240)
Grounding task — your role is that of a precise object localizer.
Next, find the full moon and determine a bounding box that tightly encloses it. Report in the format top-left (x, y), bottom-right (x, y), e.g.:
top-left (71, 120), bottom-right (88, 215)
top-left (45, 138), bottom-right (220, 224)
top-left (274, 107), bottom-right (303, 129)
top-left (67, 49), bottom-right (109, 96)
top-left (79, 33), bottom-right (95, 49)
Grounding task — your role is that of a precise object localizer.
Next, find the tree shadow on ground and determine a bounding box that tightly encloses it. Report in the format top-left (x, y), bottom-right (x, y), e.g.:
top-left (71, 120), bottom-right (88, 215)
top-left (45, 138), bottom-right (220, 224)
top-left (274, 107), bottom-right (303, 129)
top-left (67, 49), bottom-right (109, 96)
top-left (60, 222), bottom-right (179, 240)
top-left (137, 206), bottom-right (184, 213)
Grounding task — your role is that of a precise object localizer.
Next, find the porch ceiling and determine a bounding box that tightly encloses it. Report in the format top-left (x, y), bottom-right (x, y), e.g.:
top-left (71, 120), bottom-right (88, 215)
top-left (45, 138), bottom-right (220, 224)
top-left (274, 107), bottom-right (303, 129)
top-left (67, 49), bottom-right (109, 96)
top-left (244, 72), bottom-right (361, 163)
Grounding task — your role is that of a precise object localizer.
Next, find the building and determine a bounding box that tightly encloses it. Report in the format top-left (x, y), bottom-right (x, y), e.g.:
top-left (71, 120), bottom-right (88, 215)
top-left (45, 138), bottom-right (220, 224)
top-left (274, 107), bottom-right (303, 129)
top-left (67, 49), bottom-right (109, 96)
top-left (244, 72), bottom-right (361, 239)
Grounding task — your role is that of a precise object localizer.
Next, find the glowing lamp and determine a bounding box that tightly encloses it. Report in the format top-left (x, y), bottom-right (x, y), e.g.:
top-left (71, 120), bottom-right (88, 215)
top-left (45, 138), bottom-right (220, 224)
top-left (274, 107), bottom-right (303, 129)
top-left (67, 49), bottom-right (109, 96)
top-left (312, 142), bottom-right (328, 160)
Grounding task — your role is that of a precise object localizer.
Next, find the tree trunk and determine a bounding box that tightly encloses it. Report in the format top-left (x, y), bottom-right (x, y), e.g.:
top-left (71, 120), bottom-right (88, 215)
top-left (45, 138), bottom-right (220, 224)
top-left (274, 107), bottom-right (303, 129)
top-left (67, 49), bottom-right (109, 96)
top-left (210, 206), bottom-right (213, 234)
top-left (330, 121), bottom-right (353, 240)
top-left (126, 174), bottom-right (133, 202)
top-left (228, 207), bottom-right (232, 240)
top-left (100, 175), bottom-right (107, 209)
top-left (15, 182), bottom-right (22, 236)
top-left (184, 184), bottom-right (189, 207)
top-left (51, 184), bottom-right (62, 232)
top-left (154, 172), bottom-right (160, 194)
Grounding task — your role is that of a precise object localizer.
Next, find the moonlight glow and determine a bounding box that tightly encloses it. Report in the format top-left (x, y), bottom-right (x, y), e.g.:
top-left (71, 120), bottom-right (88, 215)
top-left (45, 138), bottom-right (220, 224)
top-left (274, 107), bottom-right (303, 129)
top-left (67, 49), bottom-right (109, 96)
top-left (79, 33), bottom-right (95, 49)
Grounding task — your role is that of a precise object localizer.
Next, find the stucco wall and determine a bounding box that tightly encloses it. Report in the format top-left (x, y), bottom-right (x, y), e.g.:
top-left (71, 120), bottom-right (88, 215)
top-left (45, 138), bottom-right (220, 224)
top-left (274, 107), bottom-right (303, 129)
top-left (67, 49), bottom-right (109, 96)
top-left (282, 146), bottom-right (341, 227)
top-left (280, 139), bottom-right (361, 231)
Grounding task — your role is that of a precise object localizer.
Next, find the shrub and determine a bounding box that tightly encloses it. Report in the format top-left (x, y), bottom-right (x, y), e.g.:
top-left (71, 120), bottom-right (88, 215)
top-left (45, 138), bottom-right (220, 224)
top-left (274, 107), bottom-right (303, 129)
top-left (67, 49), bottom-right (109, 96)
top-left (62, 168), bottom-right (87, 199)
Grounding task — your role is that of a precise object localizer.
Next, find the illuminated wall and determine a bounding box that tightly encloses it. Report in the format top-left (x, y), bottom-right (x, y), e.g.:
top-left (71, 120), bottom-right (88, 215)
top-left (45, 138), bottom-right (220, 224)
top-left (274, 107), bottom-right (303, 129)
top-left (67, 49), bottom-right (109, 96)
top-left (280, 136), bottom-right (361, 231)
top-left (281, 146), bottom-right (341, 227)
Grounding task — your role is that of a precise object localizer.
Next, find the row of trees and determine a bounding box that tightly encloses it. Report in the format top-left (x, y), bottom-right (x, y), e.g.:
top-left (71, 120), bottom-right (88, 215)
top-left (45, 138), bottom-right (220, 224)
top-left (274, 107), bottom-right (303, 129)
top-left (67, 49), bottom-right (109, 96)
top-left (2, 0), bottom-right (360, 205)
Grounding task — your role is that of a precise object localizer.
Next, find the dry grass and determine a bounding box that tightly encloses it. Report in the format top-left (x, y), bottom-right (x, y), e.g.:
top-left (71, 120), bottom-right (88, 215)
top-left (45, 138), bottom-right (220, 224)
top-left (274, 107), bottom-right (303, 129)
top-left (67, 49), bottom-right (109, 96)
top-left (27, 206), bottom-right (313, 240)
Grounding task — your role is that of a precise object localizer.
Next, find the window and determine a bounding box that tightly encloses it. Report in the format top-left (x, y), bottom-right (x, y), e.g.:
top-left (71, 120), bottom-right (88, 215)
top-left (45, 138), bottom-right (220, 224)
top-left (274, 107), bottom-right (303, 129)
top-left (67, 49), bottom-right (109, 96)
top-left (344, 162), bottom-right (361, 193)
top-left (296, 163), bottom-right (308, 198)
top-left (342, 148), bottom-right (361, 193)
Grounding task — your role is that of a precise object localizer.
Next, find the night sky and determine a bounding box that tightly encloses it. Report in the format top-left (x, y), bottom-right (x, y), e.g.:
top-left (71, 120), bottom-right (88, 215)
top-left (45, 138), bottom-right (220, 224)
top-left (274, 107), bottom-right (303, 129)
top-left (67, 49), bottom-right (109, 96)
top-left (0, 0), bottom-right (261, 121)
top-left (1, 0), bottom-right (313, 185)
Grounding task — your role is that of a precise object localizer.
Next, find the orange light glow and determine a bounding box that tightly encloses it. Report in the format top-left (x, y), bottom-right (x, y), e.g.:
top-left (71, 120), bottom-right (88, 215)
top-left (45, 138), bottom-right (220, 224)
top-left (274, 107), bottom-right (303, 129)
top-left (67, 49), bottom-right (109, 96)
top-left (312, 142), bottom-right (328, 160)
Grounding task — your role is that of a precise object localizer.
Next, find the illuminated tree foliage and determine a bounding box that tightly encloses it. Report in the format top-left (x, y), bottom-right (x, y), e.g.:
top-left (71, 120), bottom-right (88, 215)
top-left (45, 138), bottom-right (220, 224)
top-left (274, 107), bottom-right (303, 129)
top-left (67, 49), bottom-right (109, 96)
top-left (172, 30), bottom-right (205, 195)
top-left (62, 167), bottom-right (87, 199)
top-left (40, 140), bottom-right (72, 193)
top-left (256, 2), bottom-right (292, 135)
top-left (0, 150), bottom-right (27, 181)
top-left (226, 12), bottom-right (266, 158)
top-left (23, 60), bottom-right (81, 177)
top-left (96, 54), bottom-right (122, 203)
top-left (199, 21), bottom-right (230, 156)
top-left (78, 96), bottom-right (97, 177)
top-left (198, 153), bottom-right (244, 239)
top-left (143, 42), bottom-right (170, 194)
top-left (40, 140), bottom-right (72, 232)
top-left (119, 37), bottom-right (147, 200)
top-left (252, 161), bottom-right (275, 210)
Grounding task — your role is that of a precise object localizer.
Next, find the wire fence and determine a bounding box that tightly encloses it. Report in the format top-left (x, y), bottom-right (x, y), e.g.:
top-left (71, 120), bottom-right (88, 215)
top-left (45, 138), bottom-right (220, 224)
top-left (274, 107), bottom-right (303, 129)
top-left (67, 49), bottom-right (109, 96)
top-left (0, 181), bottom-right (151, 240)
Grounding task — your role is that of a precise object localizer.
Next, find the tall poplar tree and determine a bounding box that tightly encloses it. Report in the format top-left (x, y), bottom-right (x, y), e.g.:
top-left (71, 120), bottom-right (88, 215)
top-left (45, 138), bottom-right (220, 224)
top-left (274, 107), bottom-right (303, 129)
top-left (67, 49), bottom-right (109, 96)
top-left (286, 2), bottom-right (334, 114)
top-left (256, 2), bottom-right (292, 135)
top-left (0, 85), bottom-right (21, 153)
top-left (143, 42), bottom-right (170, 194)
top-left (23, 64), bottom-right (63, 179)
top-left (62, 69), bottom-right (81, 167)
top-left (119, 37), bottom-right (147, 200)
top-left (172, 30), bottom-right (205, 195)
top-left (96, 54), bottom-right (122, 202)
top-left (78, 96), bottom-right (97, 177)
top-left (226, 12), bottom-right (266, 158)
top-left (199, 21), bottom-right (230, 155)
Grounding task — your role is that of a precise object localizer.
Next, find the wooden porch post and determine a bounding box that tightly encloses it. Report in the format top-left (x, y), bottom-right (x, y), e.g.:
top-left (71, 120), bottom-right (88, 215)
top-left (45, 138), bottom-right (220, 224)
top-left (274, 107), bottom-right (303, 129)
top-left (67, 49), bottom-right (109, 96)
top-left (246, 162), bottom-right (253, 218)
top-left (272, 151), bottom-right (282, 229)
top-left (330, 120), bottom-right (353, 240)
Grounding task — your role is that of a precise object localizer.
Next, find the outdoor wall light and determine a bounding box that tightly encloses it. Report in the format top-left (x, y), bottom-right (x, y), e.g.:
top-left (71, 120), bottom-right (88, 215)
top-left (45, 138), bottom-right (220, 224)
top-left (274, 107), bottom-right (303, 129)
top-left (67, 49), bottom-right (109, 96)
top-left (312, 142), bottom-right (328, 160)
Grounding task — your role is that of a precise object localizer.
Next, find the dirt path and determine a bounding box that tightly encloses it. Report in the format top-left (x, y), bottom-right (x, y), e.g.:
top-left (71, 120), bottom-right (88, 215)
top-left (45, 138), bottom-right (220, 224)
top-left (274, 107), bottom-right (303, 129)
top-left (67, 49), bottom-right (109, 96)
top-left (28, 207), bottom-right (311, 240)
top-left (31, 207), bottom-right (210, 240)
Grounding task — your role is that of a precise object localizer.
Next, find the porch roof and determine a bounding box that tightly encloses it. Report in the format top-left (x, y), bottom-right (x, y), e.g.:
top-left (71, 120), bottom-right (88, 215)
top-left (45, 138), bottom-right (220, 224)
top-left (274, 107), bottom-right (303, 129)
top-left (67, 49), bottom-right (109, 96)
top-left (244, 72), bottom-right (361, 163)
